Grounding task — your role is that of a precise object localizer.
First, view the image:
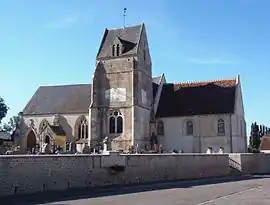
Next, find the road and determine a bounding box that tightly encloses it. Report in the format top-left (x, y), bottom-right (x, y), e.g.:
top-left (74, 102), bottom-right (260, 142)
top-left (3, 175), bottom-right (270, 205)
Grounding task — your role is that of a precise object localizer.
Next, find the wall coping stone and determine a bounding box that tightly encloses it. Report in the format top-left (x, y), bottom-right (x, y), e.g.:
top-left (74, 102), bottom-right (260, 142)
top-left (0, 154), bottom-right (104, 158)
top-left (0, 153), bottom-right (232, 158)
top-left (121, 153), bottom-right (229, 156)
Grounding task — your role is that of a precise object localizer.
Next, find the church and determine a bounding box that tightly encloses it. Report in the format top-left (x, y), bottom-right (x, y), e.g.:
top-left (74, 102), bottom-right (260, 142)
top-left (19, 23), bottom-right (247, 153)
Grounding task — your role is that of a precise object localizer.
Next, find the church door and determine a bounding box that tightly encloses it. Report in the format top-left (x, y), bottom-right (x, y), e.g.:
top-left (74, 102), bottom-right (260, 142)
top-left (27, 130), bottom-right (37, 149)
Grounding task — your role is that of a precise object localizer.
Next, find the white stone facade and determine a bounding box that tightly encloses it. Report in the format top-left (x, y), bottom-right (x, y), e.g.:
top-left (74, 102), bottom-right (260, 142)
top-left (20, 113), bottom-right (89, 153)
top-left (155, 76), bottom-right (247, 153)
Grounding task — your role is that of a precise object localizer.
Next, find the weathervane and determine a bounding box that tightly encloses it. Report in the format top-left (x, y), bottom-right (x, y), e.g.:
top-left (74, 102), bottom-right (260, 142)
top-left (123, 8), bottom-right (127, 28)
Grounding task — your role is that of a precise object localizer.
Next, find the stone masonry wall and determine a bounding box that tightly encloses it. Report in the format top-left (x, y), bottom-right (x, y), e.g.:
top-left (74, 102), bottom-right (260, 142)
top-left (229, 153), bottom-right (270, 174)
top-left (0, 153), bottom-right (229, 197)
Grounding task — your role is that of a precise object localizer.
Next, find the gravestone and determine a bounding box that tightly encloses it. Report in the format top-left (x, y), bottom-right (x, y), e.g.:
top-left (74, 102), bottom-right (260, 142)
top-left (82, 145), bottom-right (90, 154)
top-left (218, 147), bottom-right (224, 154)
top-left (159, 144), bottom-right (163, 153)
top-left (41, 143), bottom-right (51, 154)
top-left (68, 142), bottom-right (76, 153)
top-left (103, 137), bottom-right (109, 154)
top-left (206, 147), bottom-right (212, 154)
top-left (135, 144), bottom-right (139, 154)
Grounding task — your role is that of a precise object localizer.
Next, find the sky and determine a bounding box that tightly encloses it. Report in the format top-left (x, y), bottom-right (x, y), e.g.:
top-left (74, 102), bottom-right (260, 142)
top-left (0, 0), bottom-right (269, 134)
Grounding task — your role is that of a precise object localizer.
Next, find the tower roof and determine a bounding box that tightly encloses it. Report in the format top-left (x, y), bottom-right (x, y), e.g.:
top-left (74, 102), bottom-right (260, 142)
top-left (96, 24), bottom-right (143, 59)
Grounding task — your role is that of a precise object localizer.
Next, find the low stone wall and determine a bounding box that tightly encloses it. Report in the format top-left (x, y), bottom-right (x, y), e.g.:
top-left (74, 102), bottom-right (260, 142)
top-left (229, 153), bottom-right (270, 174)
top-left (0, 153), bottom-right (229, 196)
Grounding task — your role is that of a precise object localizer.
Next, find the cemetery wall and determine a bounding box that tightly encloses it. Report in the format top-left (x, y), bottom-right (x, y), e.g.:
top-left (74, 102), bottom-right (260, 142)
top-left (0, 153), bottom-right (229, 196)
top-left (229, 153), bottom-right (270, 174)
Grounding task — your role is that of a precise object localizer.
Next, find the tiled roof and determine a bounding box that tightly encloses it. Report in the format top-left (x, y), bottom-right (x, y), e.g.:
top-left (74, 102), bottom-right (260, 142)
top-left (259, 136), bottom-right (270, 150)
top-left (22, 84), bottom-right (91, 115)
top-left (156, 78), bottom-right (237, 117)
top-left (97, 24), bottom-right (143, 59)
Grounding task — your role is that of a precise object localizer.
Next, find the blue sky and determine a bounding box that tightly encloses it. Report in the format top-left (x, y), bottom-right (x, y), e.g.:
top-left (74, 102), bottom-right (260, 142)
top-left (0, 0), bottom-right (269, 133)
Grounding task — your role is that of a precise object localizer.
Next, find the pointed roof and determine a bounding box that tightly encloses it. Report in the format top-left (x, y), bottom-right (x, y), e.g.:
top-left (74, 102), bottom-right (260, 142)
top-left (96, 24), bottom-right (143, 59)
top-left (152, 76), bottom-right (162, 84)
top-left (22, 84), bottom-right (91, 115)
top-left (23, 76), bottom-right (159, 116)
top-left (156, 78), bottom-right (238, 117)
top-left (49, 125), bottom-right (66, 136)
top-left (152, 75), bottom-right (163, 100)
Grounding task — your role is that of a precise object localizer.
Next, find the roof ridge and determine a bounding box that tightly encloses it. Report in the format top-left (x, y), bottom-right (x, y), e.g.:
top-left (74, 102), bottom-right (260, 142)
top-left (108, 24), bottom-right (143, 31)
top-left (39, 83), bottom-right (91, 88)
top-left (173, 77), bottom-right (237, 85)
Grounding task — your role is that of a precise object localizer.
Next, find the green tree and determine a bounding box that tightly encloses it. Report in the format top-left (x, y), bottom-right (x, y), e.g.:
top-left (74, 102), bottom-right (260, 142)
top-left (0, 112), bottom-right (22, 132)
top-left (267, 128), bottom-right (270, 135)
top-left (249, 122), bottom-right (260, 152)
top-left (0, 97), bottom-right (8, 124)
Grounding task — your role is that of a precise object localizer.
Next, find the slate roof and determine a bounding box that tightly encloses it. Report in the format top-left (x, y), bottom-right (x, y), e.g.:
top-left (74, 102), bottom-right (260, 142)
top-left (152, 82), bottom-right (159, 100)
top-left (152, 75), bottom-right (162, 100)
top-left (23, 77), bottom-right (160, 116)
top-left (152, 76), bottom-right (162, 84)
top-left (96, 24), bottom-right (143, 59)
top-left (23, 84), bottom-right (91, 115)
top-left (23, 76), bottom-right (237, 117)
top-left (156, 78), bottom-right (237, 117)
top-left (0, 131), bottom-right (11, 140)
top-left (49, 125), bottom-right (66, 136)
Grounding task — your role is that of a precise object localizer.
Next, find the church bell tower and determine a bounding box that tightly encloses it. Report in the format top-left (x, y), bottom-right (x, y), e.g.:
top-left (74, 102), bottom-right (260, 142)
top-left (89, 23), bottom-right (153, 151)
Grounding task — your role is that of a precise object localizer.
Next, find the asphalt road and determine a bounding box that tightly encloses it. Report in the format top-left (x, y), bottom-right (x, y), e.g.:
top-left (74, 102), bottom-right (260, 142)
top-left (3, 175), bottom-right (270, 205)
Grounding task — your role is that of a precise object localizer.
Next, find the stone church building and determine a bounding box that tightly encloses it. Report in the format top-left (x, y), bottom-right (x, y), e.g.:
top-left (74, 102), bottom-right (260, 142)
top-left (20, 23), bottom-right (247, 153)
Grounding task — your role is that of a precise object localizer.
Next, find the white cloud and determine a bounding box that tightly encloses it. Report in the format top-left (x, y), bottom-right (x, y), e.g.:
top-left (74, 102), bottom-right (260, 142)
top-left (44, 16), bottom-right (78, 29)
top-left (187, 58), bottom-right (241, 65)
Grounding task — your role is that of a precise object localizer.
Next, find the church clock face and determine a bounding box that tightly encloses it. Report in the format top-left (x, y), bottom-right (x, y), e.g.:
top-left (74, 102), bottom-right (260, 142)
top-left (105, 88), bottom-right (126, 102)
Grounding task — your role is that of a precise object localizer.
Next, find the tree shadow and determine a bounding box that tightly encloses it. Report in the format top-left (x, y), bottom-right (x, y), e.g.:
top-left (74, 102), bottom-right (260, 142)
top-left (59, 115), bottom-right (73, 145)
top-left (2, 175), bottom-right (270, 205)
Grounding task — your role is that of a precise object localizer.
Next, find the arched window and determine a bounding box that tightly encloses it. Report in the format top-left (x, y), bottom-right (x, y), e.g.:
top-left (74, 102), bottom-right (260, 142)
top-left (218, 119), bottom-right (225, 135)
top-left (109, 111), bottom-right (123, 134)
top-left (109, 116), bottom-right (115, 134)
top-left (75, 115), bottom-right (88, 140)
top-left (112, 45), bottom-right (115, 56)
top-left (117, 116), bottom-right (123, 133)
top-left (186, 120), bottom-right (193, 135)
top-left (157, 120), bottom-right (164, 135)
top-left (116, 44), bottom-right (120, 56)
